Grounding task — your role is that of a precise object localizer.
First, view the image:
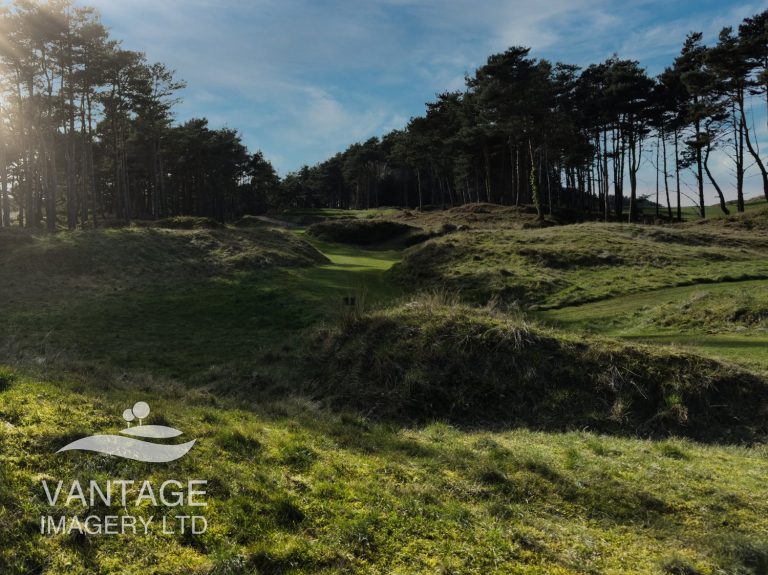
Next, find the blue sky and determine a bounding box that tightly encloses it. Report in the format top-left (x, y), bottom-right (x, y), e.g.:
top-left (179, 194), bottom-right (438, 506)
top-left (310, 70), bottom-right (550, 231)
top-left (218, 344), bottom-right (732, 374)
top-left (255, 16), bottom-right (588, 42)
top-left (86, 0), bottom-right (767, 203)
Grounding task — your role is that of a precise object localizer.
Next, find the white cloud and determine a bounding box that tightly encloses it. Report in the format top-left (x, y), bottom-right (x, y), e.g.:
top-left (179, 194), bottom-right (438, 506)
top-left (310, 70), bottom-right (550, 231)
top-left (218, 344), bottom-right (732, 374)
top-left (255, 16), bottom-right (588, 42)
top-left (617, 1), bottom-right (768, 68)
top-left (79, 0), bottom-right (768, 194)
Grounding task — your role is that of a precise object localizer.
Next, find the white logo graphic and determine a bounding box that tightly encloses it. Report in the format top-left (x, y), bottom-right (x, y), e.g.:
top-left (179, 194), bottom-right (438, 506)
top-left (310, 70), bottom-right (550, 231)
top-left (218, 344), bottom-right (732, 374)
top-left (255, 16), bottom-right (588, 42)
top-left (57, 402), bottom-right (195, 463)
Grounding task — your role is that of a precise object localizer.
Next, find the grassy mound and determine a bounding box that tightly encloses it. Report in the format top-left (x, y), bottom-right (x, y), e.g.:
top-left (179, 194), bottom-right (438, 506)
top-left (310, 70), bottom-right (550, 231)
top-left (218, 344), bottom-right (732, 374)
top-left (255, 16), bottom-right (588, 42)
top-left (392, 202), bottom-right (559, 230)
top-left (267, 207), bottom-right (402, 226)
top-left (0, 226), bottom-right (332, 377)
top-left (312, 298), bottom-right (768, 441)
top-left (644, 288), bottom-right (768, 332)
top-left (392, 223), bottom-right (768, 308)
top-left (684, 206), bottom-right (768, 232)
top-left (0, 226), bottom-right (328, 290)
top-left (307, 218), bottom-right (425, 246)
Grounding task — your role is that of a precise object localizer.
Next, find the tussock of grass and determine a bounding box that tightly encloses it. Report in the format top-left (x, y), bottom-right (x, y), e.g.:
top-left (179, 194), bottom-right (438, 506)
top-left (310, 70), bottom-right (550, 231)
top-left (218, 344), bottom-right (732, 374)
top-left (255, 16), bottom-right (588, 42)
top-left (311, 296), bottom-right (768, 441)
top-left (649, 289), bottom-right (768, 332)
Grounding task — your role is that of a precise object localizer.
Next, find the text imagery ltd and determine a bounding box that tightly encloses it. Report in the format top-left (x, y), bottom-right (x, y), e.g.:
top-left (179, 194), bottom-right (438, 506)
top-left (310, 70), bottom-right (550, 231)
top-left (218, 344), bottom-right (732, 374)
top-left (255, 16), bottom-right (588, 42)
top-left (40, 479), bottom-right (208, 535)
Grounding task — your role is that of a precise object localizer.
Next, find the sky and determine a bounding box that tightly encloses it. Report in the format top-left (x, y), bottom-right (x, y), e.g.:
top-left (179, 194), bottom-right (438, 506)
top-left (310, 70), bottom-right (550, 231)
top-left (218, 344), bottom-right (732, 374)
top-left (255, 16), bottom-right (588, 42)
top-left (85, 0), bottom-right (768, 204)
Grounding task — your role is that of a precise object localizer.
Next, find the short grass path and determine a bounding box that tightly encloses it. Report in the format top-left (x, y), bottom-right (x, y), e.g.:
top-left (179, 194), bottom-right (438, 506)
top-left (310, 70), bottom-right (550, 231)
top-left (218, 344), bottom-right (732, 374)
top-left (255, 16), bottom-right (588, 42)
top-left (538, 278), bottom-right (768, 372)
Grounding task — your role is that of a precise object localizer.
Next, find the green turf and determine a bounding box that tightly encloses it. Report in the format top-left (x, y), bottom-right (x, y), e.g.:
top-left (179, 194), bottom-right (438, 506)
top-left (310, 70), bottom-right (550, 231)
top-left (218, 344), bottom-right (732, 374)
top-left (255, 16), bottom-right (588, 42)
top-left (679, 197), bottom-right (768, 220)
top-left (538, 279), bottom-right (768, 373)
top-left (0, 228), bottom-right (402, 379)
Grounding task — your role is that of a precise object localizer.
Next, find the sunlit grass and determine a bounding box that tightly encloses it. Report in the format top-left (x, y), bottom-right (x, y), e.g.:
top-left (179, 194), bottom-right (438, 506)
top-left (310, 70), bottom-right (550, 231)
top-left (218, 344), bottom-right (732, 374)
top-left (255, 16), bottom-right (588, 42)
top-left (2, 369), bottom-right (768, 574)
top-left (538, 279), bottom-right (768, 373)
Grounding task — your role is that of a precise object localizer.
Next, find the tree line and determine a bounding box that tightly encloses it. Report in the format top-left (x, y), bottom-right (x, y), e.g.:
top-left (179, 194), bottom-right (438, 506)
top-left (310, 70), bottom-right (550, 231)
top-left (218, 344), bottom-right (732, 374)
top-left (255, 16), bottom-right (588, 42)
top-left (0, 2), bottom-right (766, 228)
top-left (0, 0), bottom-right (279, 229)
top-left (280, 11), bottom-right (768, 221)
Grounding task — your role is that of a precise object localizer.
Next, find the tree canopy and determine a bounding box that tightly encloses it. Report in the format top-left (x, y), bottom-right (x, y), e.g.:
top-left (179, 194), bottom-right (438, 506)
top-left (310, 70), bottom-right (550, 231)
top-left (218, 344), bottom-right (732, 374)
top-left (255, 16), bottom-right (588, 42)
top-left (1, 1), bottom-right (766, 227)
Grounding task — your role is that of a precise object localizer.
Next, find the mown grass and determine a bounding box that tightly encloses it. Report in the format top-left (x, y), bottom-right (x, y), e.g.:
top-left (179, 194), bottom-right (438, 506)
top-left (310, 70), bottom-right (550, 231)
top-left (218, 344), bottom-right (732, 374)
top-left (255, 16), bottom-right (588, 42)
top-left (539, 280), bottom-right (768, 373)
top-left (2, 367), bottom-right (768, 575)
top-left (679, 197), bottom-right (768, 221)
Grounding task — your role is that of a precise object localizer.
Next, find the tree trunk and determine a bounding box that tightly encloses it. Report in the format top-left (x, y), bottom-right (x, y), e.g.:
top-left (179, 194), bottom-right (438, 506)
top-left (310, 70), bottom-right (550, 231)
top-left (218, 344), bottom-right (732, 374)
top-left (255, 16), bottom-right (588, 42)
top-left (655, 134), bottom-right (660, 218)
top-left (662, 128), bottom-right (672, 220)
top-left (732, 102), bottom-right (745, 213)
top-left (739, 92), bottom-right (768, 202)
top-left (529, 140), bottom-right (541, 219)
top-left (602, 130), bottom-right (609, 221)
top-left (416, 168), bottom-right (423, 211)
top-left (67, 66), bottom-right (77, 229)
top-left (674, 129), bottom-right (681, 221)
top-left (694, 109), bottom-right (705, 218)
top-left (49, 138), bottom-right (59, 231)
top-left (483, 146), bottom-right (492, 203)
top-left (0, 115), bottom-right (9, 228)
top-left (704, 141), bottom-right (730, 215)
top-left (628, 132), bottom-right (638, 223)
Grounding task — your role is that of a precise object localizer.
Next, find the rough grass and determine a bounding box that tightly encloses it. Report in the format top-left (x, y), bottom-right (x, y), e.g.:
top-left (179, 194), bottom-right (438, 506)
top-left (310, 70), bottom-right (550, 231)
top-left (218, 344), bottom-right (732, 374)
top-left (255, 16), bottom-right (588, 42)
top-left (0, 226), bottom-right (328, 304)
top-left (311, 296), bottom-right (768, 442)
top-left (679, 197), bottom-right (768, 222)
top-left (0, 225), bottom-right (327, 278)
top-left (2, 367), bottom-right (768, 575)
top-left (392, 223), bottom-right (768, 309)
top-left (152, 216), bottom-right (223, 229)
top-left (391, 202), bottom-right (561, 230)
top-left (647, 288), bottom-right (768, 331)
top-left (681, 206), bottom-right (768, 232)
top-left (267, 207), bottom-right (401, 226)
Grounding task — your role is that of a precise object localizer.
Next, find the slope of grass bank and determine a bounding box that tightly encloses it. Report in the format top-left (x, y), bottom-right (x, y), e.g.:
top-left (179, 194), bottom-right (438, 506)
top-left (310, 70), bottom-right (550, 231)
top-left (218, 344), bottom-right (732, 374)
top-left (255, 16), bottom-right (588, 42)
top-left (392, 223), bottom-right (768, 308)
top-left (0, 225), bottom-right (328, 302)
top-left (2, 366), bottom-right (768, 575)
top-left (311, 297), bottom-right (768, 441)
top-left (679, 198), bottom-right (768, 221)
top-left (307, 218), bottom-right (424, 247)
top-left (0, 227), bottom-right (401, 380)
top-left (266, 207), bottom-right (401, 226)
